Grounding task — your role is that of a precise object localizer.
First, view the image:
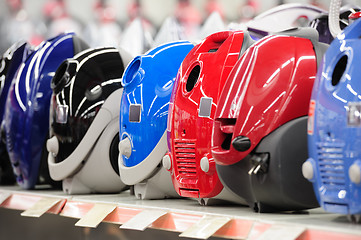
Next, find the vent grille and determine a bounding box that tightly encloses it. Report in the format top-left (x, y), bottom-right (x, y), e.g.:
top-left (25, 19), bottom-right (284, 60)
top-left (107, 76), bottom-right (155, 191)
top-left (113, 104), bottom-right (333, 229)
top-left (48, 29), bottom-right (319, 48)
top-left (317, 141), bottom-right (345, 190)
top-left (174, 139), bottom-right (197, 178)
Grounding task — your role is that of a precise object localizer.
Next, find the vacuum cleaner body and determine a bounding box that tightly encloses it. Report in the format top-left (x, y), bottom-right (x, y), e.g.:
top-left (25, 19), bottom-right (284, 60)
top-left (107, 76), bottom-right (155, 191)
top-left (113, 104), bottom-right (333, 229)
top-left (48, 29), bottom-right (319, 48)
top-left (47, 47), bottom-right (132, 194)
top-left (118, 41), bottom-right (194, 199)
top-left (165, 31), bottom-right (254, 200)
top-left (304, 18), bottom-right (361, 215)
top-left (4, 33), bottom-right (88, 189)
top-left (212, 28), bottom-right (327, 212)
top-left (0, 41), bottom-right (28, 184)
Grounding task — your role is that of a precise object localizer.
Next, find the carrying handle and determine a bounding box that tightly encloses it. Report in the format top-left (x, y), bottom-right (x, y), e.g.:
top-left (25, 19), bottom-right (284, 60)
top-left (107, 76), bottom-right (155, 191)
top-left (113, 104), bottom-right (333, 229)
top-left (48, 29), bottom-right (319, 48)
top-left (197, 31), bottom-right (233, 53)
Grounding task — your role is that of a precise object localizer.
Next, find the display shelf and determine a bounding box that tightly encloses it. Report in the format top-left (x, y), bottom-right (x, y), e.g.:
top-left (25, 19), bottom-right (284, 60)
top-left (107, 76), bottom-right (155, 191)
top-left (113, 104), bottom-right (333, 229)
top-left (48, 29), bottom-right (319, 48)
top-left (0, 185), bottom-right (361, 240)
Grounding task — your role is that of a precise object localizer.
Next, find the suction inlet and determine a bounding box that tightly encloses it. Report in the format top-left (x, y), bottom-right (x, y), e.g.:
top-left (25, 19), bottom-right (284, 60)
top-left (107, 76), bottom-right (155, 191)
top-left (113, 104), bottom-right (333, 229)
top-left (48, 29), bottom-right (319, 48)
top-left (123, 58), bottom-right (141, 86)
top-left (51, 61), bottom-right (76, 94)
top-left (185, 65), bottom-right (200, 92)
top-left (331, 55), bottom-right (348, 86)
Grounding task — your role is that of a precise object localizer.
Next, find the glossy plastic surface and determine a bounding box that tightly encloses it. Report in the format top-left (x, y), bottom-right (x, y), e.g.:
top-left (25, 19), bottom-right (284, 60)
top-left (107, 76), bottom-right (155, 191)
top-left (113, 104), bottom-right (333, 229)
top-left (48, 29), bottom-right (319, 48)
top-left (307, 18), bottom-right (361, 215)
top-left (167, 31), bottom-right (247, 199)
top-left (120, 41), bottom-right (194, 168)
top-left (0, 41), bottom-right (29, 184)
top-left (0, 42), bottom-right (28, 125)
top-left (212, 34), bottom-right (317, 166)
top-left (3, 33), bottom-right (87, 189)
top-left (50, 47), bottom-right (125, 166)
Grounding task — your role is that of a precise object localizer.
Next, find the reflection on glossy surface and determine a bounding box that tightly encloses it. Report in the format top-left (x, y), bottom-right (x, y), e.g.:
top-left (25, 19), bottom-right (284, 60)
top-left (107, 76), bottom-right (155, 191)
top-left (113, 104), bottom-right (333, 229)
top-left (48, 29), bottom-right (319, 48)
top-left (0, 41), bottom-right (28, 185)
top-left (120, 41), bottom-right (193, 169)
top-left (0, 42), bottom-right (28, 137)
top-left (3, 33), bottom-right (87, 189)
top-left (167, 31), bottom-right (249, 199)
top-left (211, 30), bottom-right (324, 212)
top-left (212, 34), bottom-right (317, 165)
top-left (0, 42), bottom-right (28, 121)
top-left (51, 47), bottom-right (125, 164)
top-left (307, 18), bottom-right (361, 215)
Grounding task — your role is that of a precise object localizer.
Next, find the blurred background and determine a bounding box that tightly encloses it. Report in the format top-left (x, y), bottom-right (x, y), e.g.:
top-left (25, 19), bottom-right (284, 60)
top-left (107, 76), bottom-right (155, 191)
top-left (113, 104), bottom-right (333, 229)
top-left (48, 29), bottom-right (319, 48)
top-left (0, 0), bottom-right (358, 54)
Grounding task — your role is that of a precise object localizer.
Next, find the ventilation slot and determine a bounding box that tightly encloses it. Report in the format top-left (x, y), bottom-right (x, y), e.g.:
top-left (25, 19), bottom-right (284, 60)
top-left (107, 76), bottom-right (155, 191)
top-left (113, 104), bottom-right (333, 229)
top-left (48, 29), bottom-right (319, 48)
top-left (174, 139), bottom-right (197, 178)
top-left (317, 141), bottom-right (346, 190)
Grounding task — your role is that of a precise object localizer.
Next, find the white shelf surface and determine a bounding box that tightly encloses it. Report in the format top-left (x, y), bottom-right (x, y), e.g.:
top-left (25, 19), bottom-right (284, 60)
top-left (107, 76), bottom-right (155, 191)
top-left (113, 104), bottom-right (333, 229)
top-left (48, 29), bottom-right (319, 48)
top-left (0, 185), bottom-right (360, 240)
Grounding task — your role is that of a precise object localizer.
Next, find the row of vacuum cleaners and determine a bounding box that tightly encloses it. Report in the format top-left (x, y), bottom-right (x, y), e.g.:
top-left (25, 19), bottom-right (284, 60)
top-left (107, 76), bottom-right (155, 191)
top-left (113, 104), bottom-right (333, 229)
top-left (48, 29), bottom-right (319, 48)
top-left (0, 1), bottom-right (360, 223)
